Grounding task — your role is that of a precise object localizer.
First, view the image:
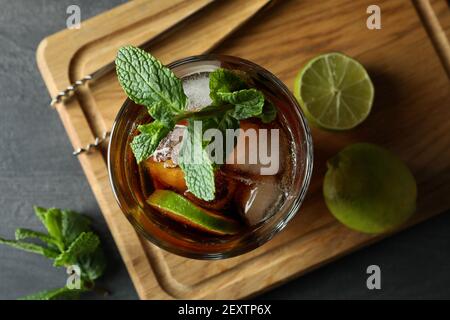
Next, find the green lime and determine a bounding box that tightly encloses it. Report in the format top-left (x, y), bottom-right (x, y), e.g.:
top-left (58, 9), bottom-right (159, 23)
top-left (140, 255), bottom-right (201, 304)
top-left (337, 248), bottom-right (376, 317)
top-left (147, 190), bottom-right (240, 235)
top-left (323, 143), bottom-right (417, 234)
top-left (294, 52), bottom-right (374, 130)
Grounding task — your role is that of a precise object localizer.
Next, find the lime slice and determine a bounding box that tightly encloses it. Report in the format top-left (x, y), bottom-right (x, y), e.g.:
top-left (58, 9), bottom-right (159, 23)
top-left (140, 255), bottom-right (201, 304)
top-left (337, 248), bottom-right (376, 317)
top-left (294, 52), bottom-right (374, 130)
top-left (147, 190), bottom-right (240, 235)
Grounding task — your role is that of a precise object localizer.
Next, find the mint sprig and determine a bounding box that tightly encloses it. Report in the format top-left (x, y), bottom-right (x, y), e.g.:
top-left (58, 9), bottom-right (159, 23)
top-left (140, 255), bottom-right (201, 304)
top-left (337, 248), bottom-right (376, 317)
top-left (115, 46), bottom-right (277, 201)
top-left (116, 46), bottom-right (187, 126)
top-left (18, 287), bottom-right (87, 300)
top-left (0, 206), bottom-right (107, 300)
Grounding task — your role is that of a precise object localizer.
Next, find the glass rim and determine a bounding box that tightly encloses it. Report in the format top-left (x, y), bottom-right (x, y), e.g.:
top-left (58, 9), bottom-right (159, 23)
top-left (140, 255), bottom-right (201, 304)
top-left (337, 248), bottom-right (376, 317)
top-left (107, 53), bottom-right (314, 259)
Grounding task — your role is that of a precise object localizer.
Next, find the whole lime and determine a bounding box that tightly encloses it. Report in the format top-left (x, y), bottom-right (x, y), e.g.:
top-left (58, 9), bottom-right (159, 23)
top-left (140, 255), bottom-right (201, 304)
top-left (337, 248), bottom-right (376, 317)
top-left (323, 143), bottom-right (417, 233)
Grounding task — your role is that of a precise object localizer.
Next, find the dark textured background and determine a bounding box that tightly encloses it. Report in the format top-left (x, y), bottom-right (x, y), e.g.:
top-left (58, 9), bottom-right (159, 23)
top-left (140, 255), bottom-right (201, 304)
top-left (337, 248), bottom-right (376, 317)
top-left (0, 0), bottom-right (449, 300)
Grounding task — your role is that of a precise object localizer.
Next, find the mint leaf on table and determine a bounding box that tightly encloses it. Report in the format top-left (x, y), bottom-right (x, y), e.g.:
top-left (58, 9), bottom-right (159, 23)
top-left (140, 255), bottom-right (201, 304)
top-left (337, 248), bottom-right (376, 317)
top-left (19, 287), bottom-right (86, 300)
top-left (131, 120), bottom-right (172, 163)
top-left (0, 238), bottom-right (59, 258)
top-left (60, 209), bottom-right (92, 245)
top-left (115, 46), bottom-right (187, 127)
top-left (54, 230), bottom-right (106, 281)
top-left (37, 207), bottom-right (65, 251)
top-left (54, 232), bottom-right (100, 267)
top-left (0, 206), bottom-right (107, 300)
top-left (15, 228), bottom-right (58, 248)
top-left (77, 247), bottom-right (107, 281)
top-left (209, 68), bottom-right (247, 104)
top-left (34, 206), bottom-right (50, 224)
top-left (178, 120), bottom-right (216, 201)
top-left (34, 206), bottom-right (92, 250)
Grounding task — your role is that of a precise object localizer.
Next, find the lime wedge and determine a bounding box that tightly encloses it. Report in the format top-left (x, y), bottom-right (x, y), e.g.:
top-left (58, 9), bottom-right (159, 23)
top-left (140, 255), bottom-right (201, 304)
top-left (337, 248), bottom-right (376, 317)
top-left (147, 190), bottom-right (240, 235)
top-left (294, 52), bottom-right (374, 130)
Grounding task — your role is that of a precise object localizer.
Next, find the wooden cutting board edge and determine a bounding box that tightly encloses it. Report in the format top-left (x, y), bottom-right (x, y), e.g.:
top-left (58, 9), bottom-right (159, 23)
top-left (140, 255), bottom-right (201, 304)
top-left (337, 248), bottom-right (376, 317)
top-left (35, 0), bottom-right (450, 300)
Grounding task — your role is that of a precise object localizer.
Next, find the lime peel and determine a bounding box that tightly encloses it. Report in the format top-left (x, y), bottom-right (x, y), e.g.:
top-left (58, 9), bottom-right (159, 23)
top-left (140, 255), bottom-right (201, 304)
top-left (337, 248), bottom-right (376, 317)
top-left (323, 143), bottom-right (417, 234)
top-left (147, 190), bottom-right (241, 235)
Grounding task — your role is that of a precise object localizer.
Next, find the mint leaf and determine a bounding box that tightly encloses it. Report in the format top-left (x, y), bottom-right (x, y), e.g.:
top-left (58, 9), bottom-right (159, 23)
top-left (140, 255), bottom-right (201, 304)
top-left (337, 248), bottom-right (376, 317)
top-left (37, 208), bottom-right (65, 251)
top-left (115, 46), bottom-right (187, 126)
top-left (19, 287), bottom-right (85, 300)
top-left (34, 206), bottom-right (49, 225)
top-left (192, 105), bottom-right (239, 135)
top-left (0, 237), bottom-right (59, 258)
top-left (178, 120), bottom-right (216, 201)
top-left (60, 210), bottom-right (92, 245)
top-left (54, 232), bottom-right (99, 267)
top-left (217, 89), bottom-right (265, 120)
top-left (203, 111), bottom-right (240, 136)
top-left (15, 228), bottom-right (57, 248)
top-left (1, 206), bottom-right (107, 300)
top-left (33, 206), bottom-right (92, 250)
top-left (147, 102), bottom-right (177, 128)
top-left (209, 68), bottom-right (277, 122)
top-left (77, 247), bottom-right (107, 281)
top-left (131, 121), bottom-right (172, 163)
top-left (194, 107), bottom-right (239, 164)
top-left (259, 100), bottom-right (277, 123)
top-left (209, 68), bottom-right (247, 104)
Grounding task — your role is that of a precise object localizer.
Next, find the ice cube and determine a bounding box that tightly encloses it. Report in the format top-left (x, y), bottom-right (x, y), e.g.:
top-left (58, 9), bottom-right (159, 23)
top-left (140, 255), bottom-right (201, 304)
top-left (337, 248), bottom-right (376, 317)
top-left (236, 176), bottom-right (283, 226)
top-left (182, 72), bottom-right (212, 110)
top-left (225, 120), bottom-right (288, 176)
top-left (153, 125), bottom-right (185, 165)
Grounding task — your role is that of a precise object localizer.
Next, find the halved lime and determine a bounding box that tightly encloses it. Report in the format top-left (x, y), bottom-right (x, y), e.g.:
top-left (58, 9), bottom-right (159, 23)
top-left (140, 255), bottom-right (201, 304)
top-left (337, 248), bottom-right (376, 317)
top-left (147, 190), bottom-right (240, 235)
top-left (294, 52), bottom-right (374, 130)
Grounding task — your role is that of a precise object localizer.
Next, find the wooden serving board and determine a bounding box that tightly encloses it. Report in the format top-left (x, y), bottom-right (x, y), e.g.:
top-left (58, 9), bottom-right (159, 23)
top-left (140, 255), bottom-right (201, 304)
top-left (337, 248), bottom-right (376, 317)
top-left (37, 0), bottom-right (450, 299)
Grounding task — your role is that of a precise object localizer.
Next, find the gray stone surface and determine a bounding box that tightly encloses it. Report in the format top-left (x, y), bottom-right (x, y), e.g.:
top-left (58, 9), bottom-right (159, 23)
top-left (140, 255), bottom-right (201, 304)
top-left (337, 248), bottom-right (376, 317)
top-left (0, 0), bottom-right (449, 300)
